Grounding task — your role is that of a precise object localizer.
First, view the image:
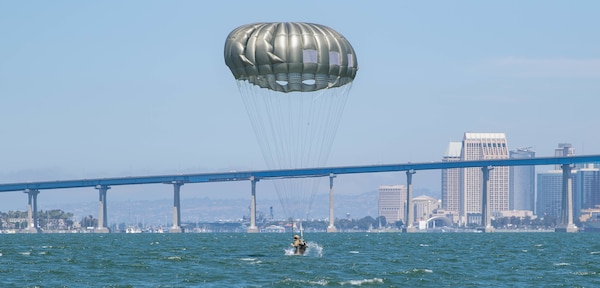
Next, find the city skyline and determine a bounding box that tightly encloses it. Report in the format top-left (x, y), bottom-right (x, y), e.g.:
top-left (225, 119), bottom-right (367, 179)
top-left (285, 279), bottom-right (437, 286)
top-left (403, 137), bottom-right (598, 228)
top-left (1, 133), bottom-right (598, 222)
top-left (1, 134), bottom-right (598, 218)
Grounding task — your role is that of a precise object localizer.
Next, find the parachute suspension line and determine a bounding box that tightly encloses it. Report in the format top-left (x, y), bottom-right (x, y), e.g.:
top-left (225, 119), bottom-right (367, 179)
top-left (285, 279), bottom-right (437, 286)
top-left (302, 87), bottom-right (336, 220)
top-left (238, 81), bottom-right (279, 170)
top-left (239, 82), bottom-right (303, 220)
top-left (273, 91), bottom-right (299, 220)
top-left (236, 81), bottom-right (353, 221)
top-left (317, 83), bottom-right (352, 165)
top-left (302, 89), bottom-right (329, 219)
top-left (239, 82), bottom-right (292, 220)
top-left (262, 90), bottom-right (280, 167)
top-left (302, 84), bottom-right (353, 220)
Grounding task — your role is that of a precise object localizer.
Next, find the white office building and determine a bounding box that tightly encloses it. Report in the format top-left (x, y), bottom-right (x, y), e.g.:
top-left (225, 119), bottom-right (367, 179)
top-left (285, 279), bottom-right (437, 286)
top-left (413, 195), bottom-right (441, 222)
top-left (441, 142), bottom-right (462, 215)
top-left (460, 133), bottom-right (509, 225)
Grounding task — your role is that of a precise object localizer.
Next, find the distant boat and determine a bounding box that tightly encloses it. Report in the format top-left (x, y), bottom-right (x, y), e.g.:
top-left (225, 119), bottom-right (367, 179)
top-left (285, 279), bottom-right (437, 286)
top-left (581, 209), bottom-right (600, 232)
top-left (126, 226), bottom-right (142, 233)
top-left (583, 217), bottom-right (600, 232)
top-left (262, 225), bottom-right (285, 233)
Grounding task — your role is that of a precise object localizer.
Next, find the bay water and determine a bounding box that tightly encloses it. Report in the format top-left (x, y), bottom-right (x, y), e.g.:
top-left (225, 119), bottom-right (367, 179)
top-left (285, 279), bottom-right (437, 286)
top-left (1, 232), bottom-right (599, 287)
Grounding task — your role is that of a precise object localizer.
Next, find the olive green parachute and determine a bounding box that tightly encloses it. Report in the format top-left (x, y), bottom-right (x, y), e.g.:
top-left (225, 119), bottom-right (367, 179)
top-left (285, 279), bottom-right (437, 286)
top-left (224, 22), bottom-right (358, 92)
top-left (224, 22), bottom-right (358, 222)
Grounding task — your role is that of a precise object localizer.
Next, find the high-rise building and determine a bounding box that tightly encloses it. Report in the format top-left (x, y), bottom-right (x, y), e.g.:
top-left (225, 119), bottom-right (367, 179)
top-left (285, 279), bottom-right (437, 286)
top-left (575, 167), bottom-right (600, 213)
top-left (441, 142), bottom-right (462, 214)
top-left (536, 144), bottom-right (586, 220)
top-left (555, 143), bottom-right (574, 157)
top-left (555, 143), bottom-right (574, 170)
top-left (509, 148), bottom-right (535, 211)
top-left (460, 133), bottom-right (509, 224)
top-left (378, 185), bottom-right (406, 224)
top-left (536, 170), bottom-right (564, 218)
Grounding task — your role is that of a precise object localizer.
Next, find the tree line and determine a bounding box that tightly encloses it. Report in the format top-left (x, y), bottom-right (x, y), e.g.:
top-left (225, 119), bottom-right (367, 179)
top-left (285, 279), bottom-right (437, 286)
top-left (0, 209), bottom-right (96, 230)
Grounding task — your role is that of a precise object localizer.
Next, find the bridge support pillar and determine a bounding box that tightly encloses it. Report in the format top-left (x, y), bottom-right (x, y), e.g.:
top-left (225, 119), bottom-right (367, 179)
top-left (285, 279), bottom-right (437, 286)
top-left (169, 181), bottom-right (184, 233)
top-left (556, 164), bottom-right (578, 233)
top-left (247, 177), bottom-right (259, 233)
top-left (480, 166), bottom-right (495, 233)
top-left (95, 185), bottom-right (110, 233)
top-left (327, 174), bottom-right (337, 232)
top-left (23, 189), bottom-right (41, 233)
top-left (403, 170), bottom-right (417, 233)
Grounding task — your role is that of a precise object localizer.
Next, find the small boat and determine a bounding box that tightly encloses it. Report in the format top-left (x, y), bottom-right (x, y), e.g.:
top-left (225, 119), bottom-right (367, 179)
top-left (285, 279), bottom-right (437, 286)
top-left (126, 226), bottom-right (142, 233)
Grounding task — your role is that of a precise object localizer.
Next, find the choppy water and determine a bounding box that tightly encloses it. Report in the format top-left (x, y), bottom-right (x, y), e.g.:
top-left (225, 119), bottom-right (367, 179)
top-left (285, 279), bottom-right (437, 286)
top-left (2, 232), bottom-right (600, 287)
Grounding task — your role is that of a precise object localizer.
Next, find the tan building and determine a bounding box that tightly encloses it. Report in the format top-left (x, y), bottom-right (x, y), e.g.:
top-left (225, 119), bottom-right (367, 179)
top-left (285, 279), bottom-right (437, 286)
top-left (499, 210), bottom-right (534, 218)
top-left (441, 141), bottom-right (462, 215)
top-left (378, 185), bottom-right (406, 224)
top-left (460, 132), bottom-right (510, 225)
top-left (413, 195), bottom-right (441, 222)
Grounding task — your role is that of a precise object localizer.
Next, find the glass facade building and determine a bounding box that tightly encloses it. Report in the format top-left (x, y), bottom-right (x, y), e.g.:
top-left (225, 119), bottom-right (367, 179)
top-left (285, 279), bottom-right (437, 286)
top-left (575, 168), bottom-right (600, 216)
top-left (509, 148), bottom-right (535, 211)
top-left (536, 170), bottom-right (568, 219)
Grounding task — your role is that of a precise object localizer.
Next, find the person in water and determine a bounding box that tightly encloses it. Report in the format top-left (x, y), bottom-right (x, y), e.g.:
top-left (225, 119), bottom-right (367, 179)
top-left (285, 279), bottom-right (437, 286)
top-left (291, 235), bottom-right (307, 255)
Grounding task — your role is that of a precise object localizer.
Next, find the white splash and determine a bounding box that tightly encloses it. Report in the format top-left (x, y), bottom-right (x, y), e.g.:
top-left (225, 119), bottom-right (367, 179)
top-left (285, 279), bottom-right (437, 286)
top-left (340, 278), bottom-right (384, 285)
top-left (284, 241), bottom-right (323, 258)
top-left (240, 257), bottom-right (261, 264)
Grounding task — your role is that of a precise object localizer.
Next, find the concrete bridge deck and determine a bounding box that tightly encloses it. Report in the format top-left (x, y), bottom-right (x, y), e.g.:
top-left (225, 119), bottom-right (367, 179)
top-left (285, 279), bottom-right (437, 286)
top-left (2, 154), bottom-right (599, 233)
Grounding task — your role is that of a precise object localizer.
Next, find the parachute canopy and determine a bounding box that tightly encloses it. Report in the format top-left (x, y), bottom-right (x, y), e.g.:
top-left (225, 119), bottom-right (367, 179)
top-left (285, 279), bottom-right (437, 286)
top-left (224, 22), bottom-right (358, 93)
top-left (224, 22), bottom-right (358, 220)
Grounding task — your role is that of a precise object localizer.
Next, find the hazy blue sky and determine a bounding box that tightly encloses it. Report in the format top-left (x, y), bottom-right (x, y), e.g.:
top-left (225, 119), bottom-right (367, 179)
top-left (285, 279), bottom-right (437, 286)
top-left (1, 1), bottom-right (599, 211)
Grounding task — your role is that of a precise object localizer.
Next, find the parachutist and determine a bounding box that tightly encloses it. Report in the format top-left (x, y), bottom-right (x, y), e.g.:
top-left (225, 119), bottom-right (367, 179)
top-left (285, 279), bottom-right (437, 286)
top-left (291, 234), bottom-right (307, 255)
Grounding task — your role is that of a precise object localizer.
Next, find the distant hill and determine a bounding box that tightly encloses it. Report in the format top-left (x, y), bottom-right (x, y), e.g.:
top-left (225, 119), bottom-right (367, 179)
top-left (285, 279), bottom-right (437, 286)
top-left (42, 188), bottom-right (437, 226)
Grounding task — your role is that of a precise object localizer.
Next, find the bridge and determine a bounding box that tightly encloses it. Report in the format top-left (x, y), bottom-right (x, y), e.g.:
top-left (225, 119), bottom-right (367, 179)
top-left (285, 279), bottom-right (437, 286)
top-left (2, 154), bottom-right (599, 233)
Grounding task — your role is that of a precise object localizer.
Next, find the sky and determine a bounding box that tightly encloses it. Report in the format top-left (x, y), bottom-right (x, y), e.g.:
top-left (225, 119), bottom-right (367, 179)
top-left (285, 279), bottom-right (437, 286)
top-left (1, 1), bottom-right (599, 212)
